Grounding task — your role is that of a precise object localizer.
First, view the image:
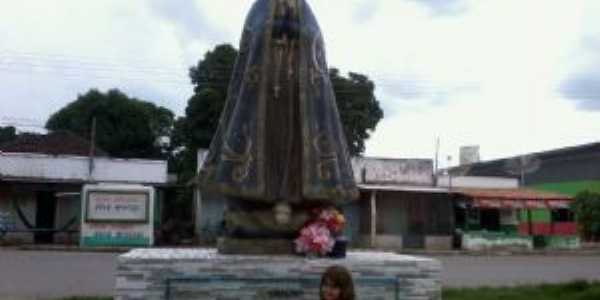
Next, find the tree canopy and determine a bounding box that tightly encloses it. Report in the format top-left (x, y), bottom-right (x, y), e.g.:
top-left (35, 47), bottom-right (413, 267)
top-left (571, 190), bottom-right (600, 241)
top-left (46, 89), bottom-right (174, 159)
top-left (173, 43), bottom-right (383, 178)
top-left (0, 126), bottom-right (17, 145)
top-left (330, 68), bottom-right (383, 155)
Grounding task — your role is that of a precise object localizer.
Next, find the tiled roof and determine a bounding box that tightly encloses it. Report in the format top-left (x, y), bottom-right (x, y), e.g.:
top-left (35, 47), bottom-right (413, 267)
top-left (0, 131), bottom-right (107, 157)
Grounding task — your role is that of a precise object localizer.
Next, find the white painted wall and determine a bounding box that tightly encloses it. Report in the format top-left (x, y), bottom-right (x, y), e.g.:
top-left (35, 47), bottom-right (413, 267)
top-left (462, 233), bottom-right (533, 251)
top-left (0, 152), bottom-right (167, 184)
top-left (351, 157), bottom-right (433, 186)
top-left (437, 176), bottom-right (519, 189)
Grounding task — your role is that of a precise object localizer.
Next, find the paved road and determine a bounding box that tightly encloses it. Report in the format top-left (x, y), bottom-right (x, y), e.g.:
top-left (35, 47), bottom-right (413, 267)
top-left (439, 255), bottom-right (600, 287)
top-left (1, 250), bottom-right (600, 298)
top-left (0, 250), bottom-right (119, 299)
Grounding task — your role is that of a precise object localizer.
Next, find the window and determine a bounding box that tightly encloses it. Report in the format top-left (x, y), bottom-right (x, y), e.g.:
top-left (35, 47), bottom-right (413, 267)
top-left (552, 209), bottom-right (574, 222)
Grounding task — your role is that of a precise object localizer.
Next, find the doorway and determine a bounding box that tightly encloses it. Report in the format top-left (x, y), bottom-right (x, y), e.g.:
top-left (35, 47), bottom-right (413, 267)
top-left (35, 191), bottom-right (57, 243)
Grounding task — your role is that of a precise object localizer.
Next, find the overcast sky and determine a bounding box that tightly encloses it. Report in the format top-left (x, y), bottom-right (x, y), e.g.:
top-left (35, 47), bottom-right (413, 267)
top-left (2, 0), bottom-right (600, 167)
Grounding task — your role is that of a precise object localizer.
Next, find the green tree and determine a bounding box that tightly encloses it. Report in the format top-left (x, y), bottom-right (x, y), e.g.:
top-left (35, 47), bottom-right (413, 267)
top-left (46, 89), bottom-right (174, 159)
top-left (0, 126), bottom-right (17, 145)
top-left (330, 68), bottom-right (384, 155)
top-left (189, 44), bottom-right (237, 101)
top-left (571, 190), bottom-right (600, 241)
top-left (173, 44), bottom-right (383, 179)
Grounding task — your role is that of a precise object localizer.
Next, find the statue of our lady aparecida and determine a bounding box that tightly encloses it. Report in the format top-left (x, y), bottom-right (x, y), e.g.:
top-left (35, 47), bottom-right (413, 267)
top-left (197, 0), bottom-right (358, 254)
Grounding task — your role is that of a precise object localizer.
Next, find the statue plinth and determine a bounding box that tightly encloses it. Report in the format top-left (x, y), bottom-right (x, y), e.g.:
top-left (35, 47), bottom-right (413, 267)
top-left (115, 249), bottom-right (443, 300)
top-left (218, 237), bottom-right (294, 255)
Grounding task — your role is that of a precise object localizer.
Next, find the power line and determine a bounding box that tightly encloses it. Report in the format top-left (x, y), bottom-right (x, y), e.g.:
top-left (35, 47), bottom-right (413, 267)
top-left (0, 51), bottom-right (480, 88)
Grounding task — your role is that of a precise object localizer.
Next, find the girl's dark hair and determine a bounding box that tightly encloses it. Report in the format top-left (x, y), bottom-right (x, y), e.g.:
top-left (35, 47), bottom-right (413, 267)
top-left (320, 265), bottom-right (356, 300)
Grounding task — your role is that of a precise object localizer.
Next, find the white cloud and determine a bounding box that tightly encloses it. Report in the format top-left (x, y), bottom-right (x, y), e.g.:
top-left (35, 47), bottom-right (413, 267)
top-left (1, 0), bottom-right (599, 164)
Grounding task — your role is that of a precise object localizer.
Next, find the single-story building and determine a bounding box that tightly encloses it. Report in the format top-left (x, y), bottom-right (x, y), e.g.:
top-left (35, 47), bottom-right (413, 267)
top-left (452, 188), bottom-right (578, 250)
top-left (355, 184), bottom-right (453, 250)
top-left (0, 131), bottom-right (168, 245)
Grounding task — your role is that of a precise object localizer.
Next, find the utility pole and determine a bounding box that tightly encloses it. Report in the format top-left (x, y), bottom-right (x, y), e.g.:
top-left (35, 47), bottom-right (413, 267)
top-left (434, 138), bottom-right (440, 173)
top-left (434, 137), bottom-right (440, 185)
top-left (447, 155), bottom-right (453, 190)
top-left (88, 117), bottom-right (97, 178)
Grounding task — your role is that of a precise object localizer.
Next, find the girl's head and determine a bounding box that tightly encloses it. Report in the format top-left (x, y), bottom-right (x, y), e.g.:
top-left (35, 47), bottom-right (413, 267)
top-left (320, 265), bottom-right (355, 300)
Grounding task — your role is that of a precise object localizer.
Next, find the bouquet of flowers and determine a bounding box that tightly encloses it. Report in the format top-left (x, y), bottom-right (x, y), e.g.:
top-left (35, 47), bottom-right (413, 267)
top-left (294, 207), bottom-right (346, 256)
top-left (318, 208), bottom-right (346, 235)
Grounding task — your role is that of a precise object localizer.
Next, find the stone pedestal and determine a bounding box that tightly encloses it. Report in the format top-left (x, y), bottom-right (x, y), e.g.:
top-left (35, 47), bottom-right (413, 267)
top-left (217, 237), bottom-right (294, 255)
top-left (115, 249), bottom-right (442, 300)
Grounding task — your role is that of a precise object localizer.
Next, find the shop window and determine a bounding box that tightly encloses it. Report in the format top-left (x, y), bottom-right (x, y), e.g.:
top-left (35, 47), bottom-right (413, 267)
top-left (466, 209), bottom-right (480, 229)
top-left (480, 209), bottom-right (501, 231)
top-left (500, 209), bottom-right (517, 225)
top-left (455, 207), bottom-right (466, 229)
top-left (552, 209), bottom-right (574, 222)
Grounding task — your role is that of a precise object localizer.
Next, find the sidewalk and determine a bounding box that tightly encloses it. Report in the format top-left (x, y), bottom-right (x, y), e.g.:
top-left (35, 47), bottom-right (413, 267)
top-left (10, 244), bottom-right (130, 253)
top-left (5, 244), bottom-right (600, 256)
top-left (400, 248), bottom-right (600, 257)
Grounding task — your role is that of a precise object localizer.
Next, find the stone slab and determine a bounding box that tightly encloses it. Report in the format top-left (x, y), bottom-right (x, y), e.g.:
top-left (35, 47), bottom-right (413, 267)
top-left (115, 248), bottom-right (442, 300)
top-left (217, 237), bottom-right (294, 255)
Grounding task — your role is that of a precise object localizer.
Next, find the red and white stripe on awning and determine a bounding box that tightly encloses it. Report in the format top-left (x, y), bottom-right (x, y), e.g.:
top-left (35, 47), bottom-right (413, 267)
top-left (524, 200), bottom-right (548, 209)
top-left (472, 198), bottom-right (570, 209)
top-left (546, 200), bottom-right (571, 209)
top-left (474, 199), bottom-right (503, 208)
top-left (501, 200), bottom-right (526, 209)
top-left (472, 199), bottom-right (526, 209)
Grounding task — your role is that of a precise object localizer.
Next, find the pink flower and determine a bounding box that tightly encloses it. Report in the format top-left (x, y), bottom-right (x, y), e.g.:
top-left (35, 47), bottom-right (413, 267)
top-left (294, 222), bottom-right (335, 256)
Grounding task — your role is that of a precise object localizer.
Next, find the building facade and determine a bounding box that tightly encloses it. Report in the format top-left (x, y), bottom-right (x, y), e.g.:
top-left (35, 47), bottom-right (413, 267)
top-left (0, 133), bottom-right (167, 245)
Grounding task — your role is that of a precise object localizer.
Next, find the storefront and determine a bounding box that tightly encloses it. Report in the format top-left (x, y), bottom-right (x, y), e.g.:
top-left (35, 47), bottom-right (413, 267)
top-left (454, 188), bottom-right (578, 250)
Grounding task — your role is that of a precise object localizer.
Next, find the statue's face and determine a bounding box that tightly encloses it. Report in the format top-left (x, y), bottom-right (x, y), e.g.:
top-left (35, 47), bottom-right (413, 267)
top-left (274, 203), bottom-right (292, 225)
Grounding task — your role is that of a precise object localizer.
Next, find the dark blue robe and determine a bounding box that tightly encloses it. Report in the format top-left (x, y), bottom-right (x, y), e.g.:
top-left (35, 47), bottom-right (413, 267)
top-left (198, 0), bottom-right (358, 205)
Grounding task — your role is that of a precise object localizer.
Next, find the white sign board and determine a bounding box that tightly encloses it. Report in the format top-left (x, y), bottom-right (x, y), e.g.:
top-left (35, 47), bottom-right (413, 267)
top-left (86, 191), bottom-right (148, 222)
top-left (81, 184), bottom-right (154, 247)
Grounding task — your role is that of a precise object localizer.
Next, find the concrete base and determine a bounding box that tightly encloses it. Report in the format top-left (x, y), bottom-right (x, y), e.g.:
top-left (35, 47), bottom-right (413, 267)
top-left (217, 237), bottom-right (294, 255)
top-left (358, 234), bottom-right (403, 250)
top-left (425, 236), bottom-right (453, 251)
top-left (115, 248), bottom-right (442, 300)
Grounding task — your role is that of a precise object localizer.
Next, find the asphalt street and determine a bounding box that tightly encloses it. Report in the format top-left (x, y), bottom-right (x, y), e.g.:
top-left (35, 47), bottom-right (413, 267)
top-left (1, 250), bottom-right (600, 298)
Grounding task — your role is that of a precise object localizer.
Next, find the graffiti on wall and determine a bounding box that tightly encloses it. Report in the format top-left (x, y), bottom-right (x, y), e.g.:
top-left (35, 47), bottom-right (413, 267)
top-left (0, 211), bottom-right (16, 234)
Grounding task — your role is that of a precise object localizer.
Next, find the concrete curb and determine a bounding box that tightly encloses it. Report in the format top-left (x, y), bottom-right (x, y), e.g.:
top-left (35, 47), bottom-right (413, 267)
top-left (17, 245), bottom-right (131, 253)
top-left (400, 249), bottom-right (600, 256)
top-left (2, 245), bottom-right (600, 256)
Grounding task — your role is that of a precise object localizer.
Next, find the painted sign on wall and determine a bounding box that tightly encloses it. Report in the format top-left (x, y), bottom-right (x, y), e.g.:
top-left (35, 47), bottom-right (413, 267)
top-left (81, 185), bottom-right (154, 247)
top-left (86, 191), bottom-right (148, 222)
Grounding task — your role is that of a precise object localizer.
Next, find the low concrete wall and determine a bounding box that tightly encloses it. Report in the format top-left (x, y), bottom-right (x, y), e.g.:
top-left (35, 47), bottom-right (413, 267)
top-left (425, 235), bottom-right (452, 251)
top-left (546, 236), bottom-right (581, 250)
top-left (1, 232), bottom-right (33, 244)
top-left (359, 234), bottom-right (403, 250)
top-left (462, 232), bottom-right (534, 251)
top-left (116, 249), bottom-right (442, 300)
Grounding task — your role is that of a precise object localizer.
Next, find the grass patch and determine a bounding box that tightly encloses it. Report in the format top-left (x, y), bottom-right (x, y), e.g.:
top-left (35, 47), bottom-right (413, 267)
top-left (52, 282), bottom-right (600, 300)
top-left (444, 280), bottom-right (600, 300)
